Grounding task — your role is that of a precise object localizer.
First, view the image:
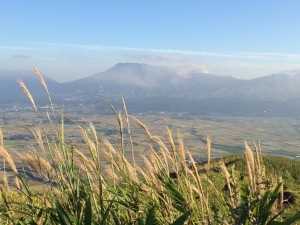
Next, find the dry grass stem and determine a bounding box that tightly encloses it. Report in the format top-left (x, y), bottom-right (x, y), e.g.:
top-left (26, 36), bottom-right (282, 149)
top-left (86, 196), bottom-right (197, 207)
top-left (17, 80), bottom-right (38, 112)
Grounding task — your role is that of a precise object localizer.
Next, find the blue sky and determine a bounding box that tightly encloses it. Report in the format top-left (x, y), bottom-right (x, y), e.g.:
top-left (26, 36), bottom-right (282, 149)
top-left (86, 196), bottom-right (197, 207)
top-left (1, 1), bottom-right (300, 81)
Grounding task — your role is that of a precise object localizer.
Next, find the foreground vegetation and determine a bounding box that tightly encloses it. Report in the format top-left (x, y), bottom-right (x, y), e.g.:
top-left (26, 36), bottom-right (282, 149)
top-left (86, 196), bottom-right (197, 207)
top-left (0, 68), bottom-right (299, 224)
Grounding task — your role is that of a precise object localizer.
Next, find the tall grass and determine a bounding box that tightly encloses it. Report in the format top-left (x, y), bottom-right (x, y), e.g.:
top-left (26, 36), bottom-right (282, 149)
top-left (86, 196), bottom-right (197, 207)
top-left (0, 68), bottom-right (299, 224)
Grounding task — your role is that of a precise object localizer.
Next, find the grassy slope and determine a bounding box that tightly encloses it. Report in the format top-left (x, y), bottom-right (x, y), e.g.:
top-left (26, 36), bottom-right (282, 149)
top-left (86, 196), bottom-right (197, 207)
top-left (220, 155), bottom-right (300, 214)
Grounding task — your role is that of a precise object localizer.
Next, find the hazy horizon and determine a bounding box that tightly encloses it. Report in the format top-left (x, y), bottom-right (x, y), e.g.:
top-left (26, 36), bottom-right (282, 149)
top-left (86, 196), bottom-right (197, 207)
top-left (2, 44), bottom-right (300, 82)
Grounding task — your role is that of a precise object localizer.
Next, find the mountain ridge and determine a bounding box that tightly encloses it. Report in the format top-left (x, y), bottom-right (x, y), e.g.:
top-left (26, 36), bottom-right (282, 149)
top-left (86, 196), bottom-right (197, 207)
top-left (1, 63), bottom-right (300, 115)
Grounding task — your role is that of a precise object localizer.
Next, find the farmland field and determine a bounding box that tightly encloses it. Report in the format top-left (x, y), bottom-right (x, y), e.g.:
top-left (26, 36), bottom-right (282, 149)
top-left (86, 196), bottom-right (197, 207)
top-left (1, 108), bottom-right (300, 160)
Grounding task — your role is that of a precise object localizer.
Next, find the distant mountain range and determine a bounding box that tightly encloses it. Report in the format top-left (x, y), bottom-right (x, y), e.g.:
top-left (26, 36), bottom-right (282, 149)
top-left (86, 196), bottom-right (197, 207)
top-left (2, 63), bottom-right (300, 116)
top-left (0, 70), bottom-right (61, 104)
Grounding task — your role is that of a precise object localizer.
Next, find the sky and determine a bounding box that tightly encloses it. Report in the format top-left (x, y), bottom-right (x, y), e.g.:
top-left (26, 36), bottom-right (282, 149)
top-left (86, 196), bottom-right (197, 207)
top-left (1, 1), bottom-right (300, 81)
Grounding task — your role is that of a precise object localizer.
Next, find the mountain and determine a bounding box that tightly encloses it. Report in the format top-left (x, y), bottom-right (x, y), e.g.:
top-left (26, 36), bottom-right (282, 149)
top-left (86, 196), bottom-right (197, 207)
top-left (64, 63), bottom-right (300, 101)
top-left (2, 64), bottom-right (300, 115)
top-left (65, 63), bottom-right (300, 101)
top-left (62, 64), bottom-right (300, 115)
top-left (242, 73), bottom-right (300, 101)
top-left (0, 70), bottom-right (61, 104)
top-left (63, 63), bottom-right (241, 99)
top-left (63, 63), bottom-right (178, 98)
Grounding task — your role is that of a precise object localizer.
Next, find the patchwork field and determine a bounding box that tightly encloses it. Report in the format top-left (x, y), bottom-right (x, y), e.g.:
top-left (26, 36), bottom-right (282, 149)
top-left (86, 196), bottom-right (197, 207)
top-left (1, 109), bottom-right (300, 160)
